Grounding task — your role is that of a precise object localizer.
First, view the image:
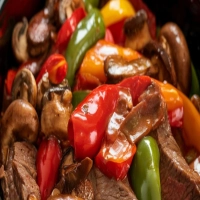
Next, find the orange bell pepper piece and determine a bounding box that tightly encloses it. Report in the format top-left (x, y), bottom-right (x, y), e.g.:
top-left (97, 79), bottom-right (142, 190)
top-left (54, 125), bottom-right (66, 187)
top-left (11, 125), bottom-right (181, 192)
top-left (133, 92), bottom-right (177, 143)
top-left (155, 79), bottom-right (200, 153)
top-left (78, 39), bottom-right (141, 83)
top-left (178, 91), bottom-right (200, 153)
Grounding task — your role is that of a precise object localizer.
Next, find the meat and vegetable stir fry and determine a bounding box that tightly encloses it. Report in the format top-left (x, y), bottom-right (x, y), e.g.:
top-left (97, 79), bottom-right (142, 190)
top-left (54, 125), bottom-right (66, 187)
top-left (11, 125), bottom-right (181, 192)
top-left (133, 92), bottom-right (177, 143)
top-left (0, 0), bottom-right (200, 200)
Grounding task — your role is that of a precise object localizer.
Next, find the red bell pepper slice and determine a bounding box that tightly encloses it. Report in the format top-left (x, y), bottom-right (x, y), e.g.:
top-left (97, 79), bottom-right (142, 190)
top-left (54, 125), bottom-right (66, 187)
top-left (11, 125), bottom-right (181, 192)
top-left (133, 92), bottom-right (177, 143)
top-left (36, 135), bottom-right (62, 200)
top-left (54, 7), bottom-right (86, 54)
top-left (104, 28), bottom-right (115, 43)
top-left (68, 76), bottom-right (152, 180)
top-left (107, 18), bottom-right (126, 46)
top-left (68, 84), bottom-right (120, 160)
top-left (118, 75), bottom-right (152, 106)
top-left (36, 53), bottom-right (67, 84)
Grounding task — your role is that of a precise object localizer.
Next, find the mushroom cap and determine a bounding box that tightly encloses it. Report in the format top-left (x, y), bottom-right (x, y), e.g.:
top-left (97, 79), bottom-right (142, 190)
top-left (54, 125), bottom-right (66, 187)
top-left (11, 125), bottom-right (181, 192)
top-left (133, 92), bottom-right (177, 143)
top-left (12, 17), bottom-right (29, 63)
top-left (0, 99), bottom-right (39, 165)
top-left (159, 22), bottom-right (191, 95)
top-left (12, 68), bottom-right (37, 108)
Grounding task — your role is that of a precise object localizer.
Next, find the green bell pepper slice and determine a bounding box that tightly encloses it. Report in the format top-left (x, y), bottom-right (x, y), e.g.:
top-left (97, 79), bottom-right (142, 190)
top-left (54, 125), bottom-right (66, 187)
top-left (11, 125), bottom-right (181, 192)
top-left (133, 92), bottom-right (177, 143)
top-left (65, 8), bottom-right (105, 87)
top-left (130, 136), bottom-right (161, 200)
top-left (190, 63), bottom-right (200, 96)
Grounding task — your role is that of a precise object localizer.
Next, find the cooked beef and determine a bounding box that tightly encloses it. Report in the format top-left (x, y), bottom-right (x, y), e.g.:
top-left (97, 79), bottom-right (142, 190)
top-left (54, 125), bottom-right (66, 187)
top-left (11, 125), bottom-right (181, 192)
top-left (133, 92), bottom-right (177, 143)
top-left (1, 141), bottom-right (41, 200)
top-left (73, 179), bottom-right (94, 200)
top-left (88, 167), bottom-right (137, 200)
top-left (151, 113), bottom-right (200, 200)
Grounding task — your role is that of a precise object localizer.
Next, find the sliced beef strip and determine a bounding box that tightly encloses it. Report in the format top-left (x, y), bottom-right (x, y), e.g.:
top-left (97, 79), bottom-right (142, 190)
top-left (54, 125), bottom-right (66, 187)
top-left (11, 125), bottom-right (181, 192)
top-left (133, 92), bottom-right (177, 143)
top-left (151, 113), bottom-right (200, 200)
top-left (88, 167), bottom-right (137, 200)
top-left (1, 141), bottom-right (41, 200)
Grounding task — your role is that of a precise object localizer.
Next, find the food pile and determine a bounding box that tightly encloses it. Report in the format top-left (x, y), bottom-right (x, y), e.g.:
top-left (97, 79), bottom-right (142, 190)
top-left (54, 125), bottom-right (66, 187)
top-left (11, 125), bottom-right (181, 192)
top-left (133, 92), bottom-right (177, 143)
top-left (0, 0), bottom-right (200, 200)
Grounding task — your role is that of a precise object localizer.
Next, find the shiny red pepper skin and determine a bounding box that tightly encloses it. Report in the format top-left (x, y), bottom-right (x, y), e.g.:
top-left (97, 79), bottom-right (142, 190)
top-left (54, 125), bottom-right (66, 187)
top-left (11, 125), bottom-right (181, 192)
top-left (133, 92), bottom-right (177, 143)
top-left (119, 75), bottom-right (152, 106)
top-left (107, 18), bottom-right (126, 46)
top-left (54, 7), bottom-right (86, 54)
top-left (68, 84), bottom-right (120, 160)
top-left (36, 53), bottom-right (67, 84)
top-left (36, 135), bottom-right (62, 200)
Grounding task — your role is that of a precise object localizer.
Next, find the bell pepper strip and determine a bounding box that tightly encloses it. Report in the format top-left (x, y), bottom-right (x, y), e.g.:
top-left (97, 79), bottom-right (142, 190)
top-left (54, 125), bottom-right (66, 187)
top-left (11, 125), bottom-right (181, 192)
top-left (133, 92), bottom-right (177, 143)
top-left (68, 84), bottom-right (120, 160)
top-left (118, 75), bottom-right (151, 106)
top-left (130, 136), bottom-right (161, 200)
top-left (68, 76), bottom-right (151, 161)
top-left (107, 18), bottom-right (126, 46)
top-left (78, 40), bottom-right (141, 84)
top-left (36, 53), bottom-right (67, 85)
top-left (65, 8), bottom-right (105, 87)
top-left (130, 0), bottom-right (156, 39)
top-left (4, 69), bottom-right (17, 96)
top-left (100, 0), bottom-right (135, 27)
top-left (95, 131), bottom-right (136, 180)
top-left (36, 135), bottom-right (62, 200)
top-left (178, 90), bottom-right (200, 153)
top-left (95, 87), bottom-right (136, 180)
top-left (72, 90), bottom-right (90, 110)
top-left (153, 80), bottom-right (183, 128)
top-left (54, 7), bottom-right (86, 54)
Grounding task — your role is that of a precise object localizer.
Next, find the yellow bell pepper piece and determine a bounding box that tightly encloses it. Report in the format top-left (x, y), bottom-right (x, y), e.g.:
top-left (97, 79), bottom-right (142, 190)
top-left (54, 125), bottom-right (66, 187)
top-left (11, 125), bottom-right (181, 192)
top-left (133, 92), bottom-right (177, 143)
top-left (78, 39), bottom-right (141, 83)
top-left (101, 0), bottom-right (135, 27)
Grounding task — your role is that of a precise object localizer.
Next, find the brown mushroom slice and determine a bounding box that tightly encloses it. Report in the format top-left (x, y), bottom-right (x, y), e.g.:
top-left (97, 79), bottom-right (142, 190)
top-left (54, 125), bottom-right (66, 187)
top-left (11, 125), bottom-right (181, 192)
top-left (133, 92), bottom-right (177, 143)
top-left (11, 68), bottom-right (37, 108)
top-left (120, 82), bottom-right (165, 145)
top-left (27, 10), bottom-right (54, 57)
top-left (12, 17), bottom-right (29, 63)
top-left (41, 85), bottom-right (73, 142)
top-left (159, 22), bottom-right (191, 95)
top-left (104, 55), bottom-right (156, 84)
top-left (0, 99), bottom-right (39, 165)
top-left (124, 9), bottom-right (152, 51)
top-left (191, 94), bottom-right (200, 113)
top-left (56, 148), bottom-right (93, 194)
top-left (142, 41), bottom-right (177, 86)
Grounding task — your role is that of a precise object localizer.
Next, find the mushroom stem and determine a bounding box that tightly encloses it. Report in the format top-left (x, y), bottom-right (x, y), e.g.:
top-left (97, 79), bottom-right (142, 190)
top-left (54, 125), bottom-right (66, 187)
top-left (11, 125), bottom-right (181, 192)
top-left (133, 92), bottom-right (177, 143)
top-left (0, 99), bottom-right (39, 165)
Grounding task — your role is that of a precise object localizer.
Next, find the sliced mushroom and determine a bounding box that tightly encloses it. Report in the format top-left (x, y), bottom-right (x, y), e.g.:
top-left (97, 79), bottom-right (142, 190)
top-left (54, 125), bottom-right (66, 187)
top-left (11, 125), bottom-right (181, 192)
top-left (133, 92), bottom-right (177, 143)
top-left (120, 82), bottom-right (165, 144)
top-left (11, 68), bottom-right (37, 108)
top-left (12, 17), bottom-right (29, 63)
top-left (40, 84), bottom-right (73, 143)
top-left (124, 9), bottom-right (152, 51)
top-left (142, 41), bottom-right (177, 86)
top-left (56, 148), bottom-right (93, 194)
top-left (0, 99), bottom-right (39, 165)
top-left (104, 55), bottom-right (156, 84)
top-left (27, 10), bottom-right (55, 57)
top-left (159, 22), bottom-right (191, 95)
